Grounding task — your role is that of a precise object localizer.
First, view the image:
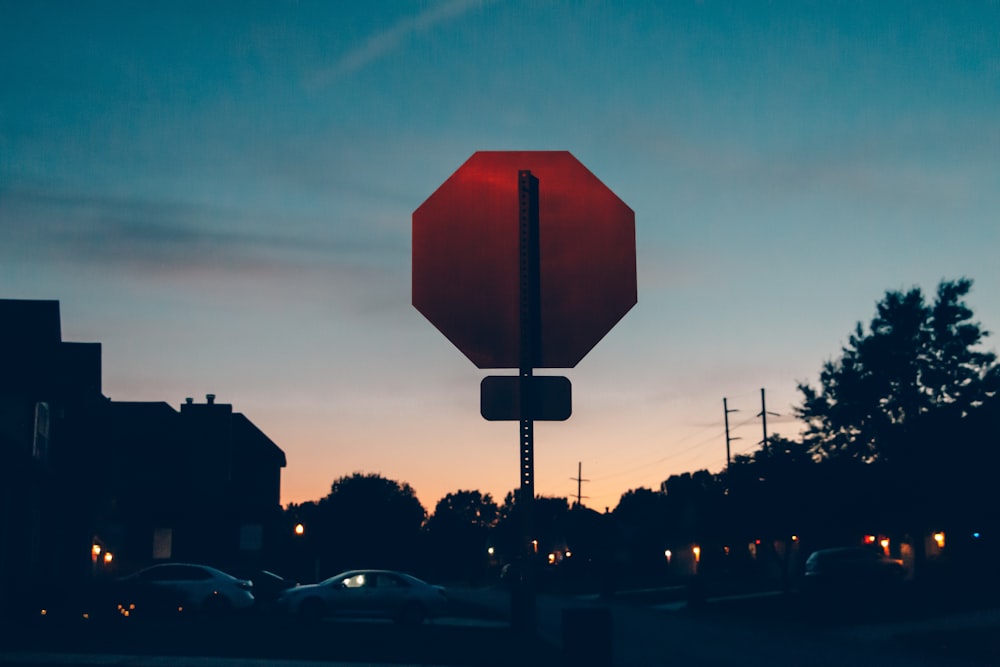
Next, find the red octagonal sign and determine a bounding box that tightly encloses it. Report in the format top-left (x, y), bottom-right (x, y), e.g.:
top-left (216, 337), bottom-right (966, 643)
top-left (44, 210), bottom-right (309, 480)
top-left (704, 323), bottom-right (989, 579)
top-left (413, 151), bottom-right (636, 369)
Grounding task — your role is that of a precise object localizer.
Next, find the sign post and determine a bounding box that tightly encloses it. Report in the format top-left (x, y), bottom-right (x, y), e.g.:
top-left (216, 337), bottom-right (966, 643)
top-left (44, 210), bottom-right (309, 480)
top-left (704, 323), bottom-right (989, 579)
top-left (412, 151), bottom-right (636, 634)
top-left (515, 170), bottom-right (539, 630)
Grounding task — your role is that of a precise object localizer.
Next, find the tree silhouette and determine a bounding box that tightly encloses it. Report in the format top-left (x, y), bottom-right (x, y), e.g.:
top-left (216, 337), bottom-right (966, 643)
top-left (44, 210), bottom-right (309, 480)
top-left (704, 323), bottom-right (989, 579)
top-left (492, 493), bottom-right (573, 578)
top-left (795, 279), bottom-right (1000, 572)
top-left (424, 490), bottom-right (498, 583)
top-left (613, 487), bottom-right (672, 579)
top-left (797, 278), bottom-right (999, 463)
top-left (301, 473), bottom-right (427, 576)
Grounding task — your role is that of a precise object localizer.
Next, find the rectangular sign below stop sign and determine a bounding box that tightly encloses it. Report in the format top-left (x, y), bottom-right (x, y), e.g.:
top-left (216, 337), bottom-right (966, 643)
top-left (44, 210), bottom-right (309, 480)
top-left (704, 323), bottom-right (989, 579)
top-left (480, 376), bottom-right (572, 422)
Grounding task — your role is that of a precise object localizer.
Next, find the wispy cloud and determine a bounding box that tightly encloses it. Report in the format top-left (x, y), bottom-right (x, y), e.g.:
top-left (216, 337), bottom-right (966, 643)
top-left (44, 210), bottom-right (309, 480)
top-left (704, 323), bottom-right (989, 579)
top-left (0, 185), bottom-right (406, 278)
top-left (308, 0), bottom-right (492, 88)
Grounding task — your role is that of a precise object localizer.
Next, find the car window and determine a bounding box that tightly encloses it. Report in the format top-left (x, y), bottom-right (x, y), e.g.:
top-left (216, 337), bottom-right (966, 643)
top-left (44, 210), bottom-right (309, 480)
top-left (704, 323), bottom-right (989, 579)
top-left (174, 566), bottom-right (211, 580)
top-left (374, 573), bottom-right (406, 589)
top-left (145, 565), bottom-right (211, 581)
top-left (342, 573), bottom-right (367, 588)
top-left (138, 568), bottom-right (168, 582)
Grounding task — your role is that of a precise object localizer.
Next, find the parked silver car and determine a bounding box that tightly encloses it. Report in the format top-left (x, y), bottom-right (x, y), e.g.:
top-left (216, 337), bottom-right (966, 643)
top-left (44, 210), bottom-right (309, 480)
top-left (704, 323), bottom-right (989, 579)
top-left (275, 569), bottom-right (448, 625)
top-left (113, 563), bottom-right (255, 616)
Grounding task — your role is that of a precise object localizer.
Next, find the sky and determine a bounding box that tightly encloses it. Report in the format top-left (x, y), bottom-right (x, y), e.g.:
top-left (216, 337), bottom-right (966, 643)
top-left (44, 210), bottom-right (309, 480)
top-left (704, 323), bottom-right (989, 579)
top-left (2, 1), bottom-right (999, 514)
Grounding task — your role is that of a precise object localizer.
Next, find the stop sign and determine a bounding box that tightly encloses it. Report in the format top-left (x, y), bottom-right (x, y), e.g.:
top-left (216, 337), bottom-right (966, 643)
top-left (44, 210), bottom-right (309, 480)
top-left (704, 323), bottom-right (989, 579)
top-left (413, 151), bottom-right (636, 369)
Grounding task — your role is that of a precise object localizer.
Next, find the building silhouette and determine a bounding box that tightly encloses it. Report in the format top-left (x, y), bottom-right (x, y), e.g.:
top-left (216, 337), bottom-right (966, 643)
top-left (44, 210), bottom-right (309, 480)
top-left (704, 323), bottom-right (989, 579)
top-left (0, 299), bottom-right (285, 616)
top-left (101, 396), bottom-right (286, 572)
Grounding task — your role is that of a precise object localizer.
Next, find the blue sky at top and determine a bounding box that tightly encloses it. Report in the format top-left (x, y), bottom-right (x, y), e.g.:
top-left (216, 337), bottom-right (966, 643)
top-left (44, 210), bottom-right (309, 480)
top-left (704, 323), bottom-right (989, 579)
top-left (2, 1), bottom-right (998, 510)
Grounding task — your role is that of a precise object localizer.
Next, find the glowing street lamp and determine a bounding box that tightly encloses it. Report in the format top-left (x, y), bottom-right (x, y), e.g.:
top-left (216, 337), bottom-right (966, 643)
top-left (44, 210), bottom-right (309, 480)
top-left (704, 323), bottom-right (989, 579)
top-left (294, 523), bottom-right (305, 536)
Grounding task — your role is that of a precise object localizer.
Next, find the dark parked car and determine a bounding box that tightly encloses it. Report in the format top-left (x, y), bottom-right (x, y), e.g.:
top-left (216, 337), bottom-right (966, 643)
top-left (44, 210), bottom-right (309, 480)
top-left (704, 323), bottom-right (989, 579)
top-left (803, 547), bottom-right (905, 593)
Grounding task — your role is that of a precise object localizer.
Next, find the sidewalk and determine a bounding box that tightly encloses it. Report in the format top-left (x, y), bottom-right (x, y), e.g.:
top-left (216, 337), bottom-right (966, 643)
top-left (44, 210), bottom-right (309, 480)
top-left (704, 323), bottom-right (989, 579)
top-left (0, 654), bottom-right (384, 667)
top-left (0, 612), bottom-right (557, 667)
top-left (446, 584), bottom-right (1000, 666)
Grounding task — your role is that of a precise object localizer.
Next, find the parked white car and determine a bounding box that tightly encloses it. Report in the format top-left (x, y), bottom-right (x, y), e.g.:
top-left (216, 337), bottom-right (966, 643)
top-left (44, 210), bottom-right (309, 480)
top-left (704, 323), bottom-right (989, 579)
top-left (276, 569), bottom-right (448, 625)
top-left (113, 563), bottom-right (255, 616)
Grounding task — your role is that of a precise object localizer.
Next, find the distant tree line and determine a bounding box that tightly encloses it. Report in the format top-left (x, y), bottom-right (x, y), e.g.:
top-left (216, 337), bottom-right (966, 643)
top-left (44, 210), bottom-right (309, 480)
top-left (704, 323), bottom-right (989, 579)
top-left (279, 279), bottom-right (1000, 589)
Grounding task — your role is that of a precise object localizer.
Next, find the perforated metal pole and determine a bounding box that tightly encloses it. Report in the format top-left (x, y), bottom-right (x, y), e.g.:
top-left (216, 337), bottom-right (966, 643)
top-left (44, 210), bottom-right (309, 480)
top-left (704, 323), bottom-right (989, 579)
top-left (514, 169), bottom-right (539, 633)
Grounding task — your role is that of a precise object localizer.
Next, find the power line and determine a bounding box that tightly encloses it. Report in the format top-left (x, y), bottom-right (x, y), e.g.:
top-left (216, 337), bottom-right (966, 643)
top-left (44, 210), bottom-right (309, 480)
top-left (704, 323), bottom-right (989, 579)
top-left (590, 408), bottom-right (764, 488)
top-left (588, 427), bottom-right (726, 483)
top-left (585, 394), bottom-right (791, 499)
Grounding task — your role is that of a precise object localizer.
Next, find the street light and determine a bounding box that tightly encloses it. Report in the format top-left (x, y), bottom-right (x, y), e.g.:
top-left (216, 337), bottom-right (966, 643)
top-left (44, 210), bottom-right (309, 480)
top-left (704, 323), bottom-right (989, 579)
top-left (294, 523), bottom-right (305, 536)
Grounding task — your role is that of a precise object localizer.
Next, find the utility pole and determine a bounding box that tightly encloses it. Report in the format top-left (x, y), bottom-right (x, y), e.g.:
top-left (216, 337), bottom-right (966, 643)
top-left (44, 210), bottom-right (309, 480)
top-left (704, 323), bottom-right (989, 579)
top-left (758, 388), bottom-right (780, 449)
top-left (723, 398), bottom-right (740, 469)
top-left (570, 461), bottom-right (589, 508)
